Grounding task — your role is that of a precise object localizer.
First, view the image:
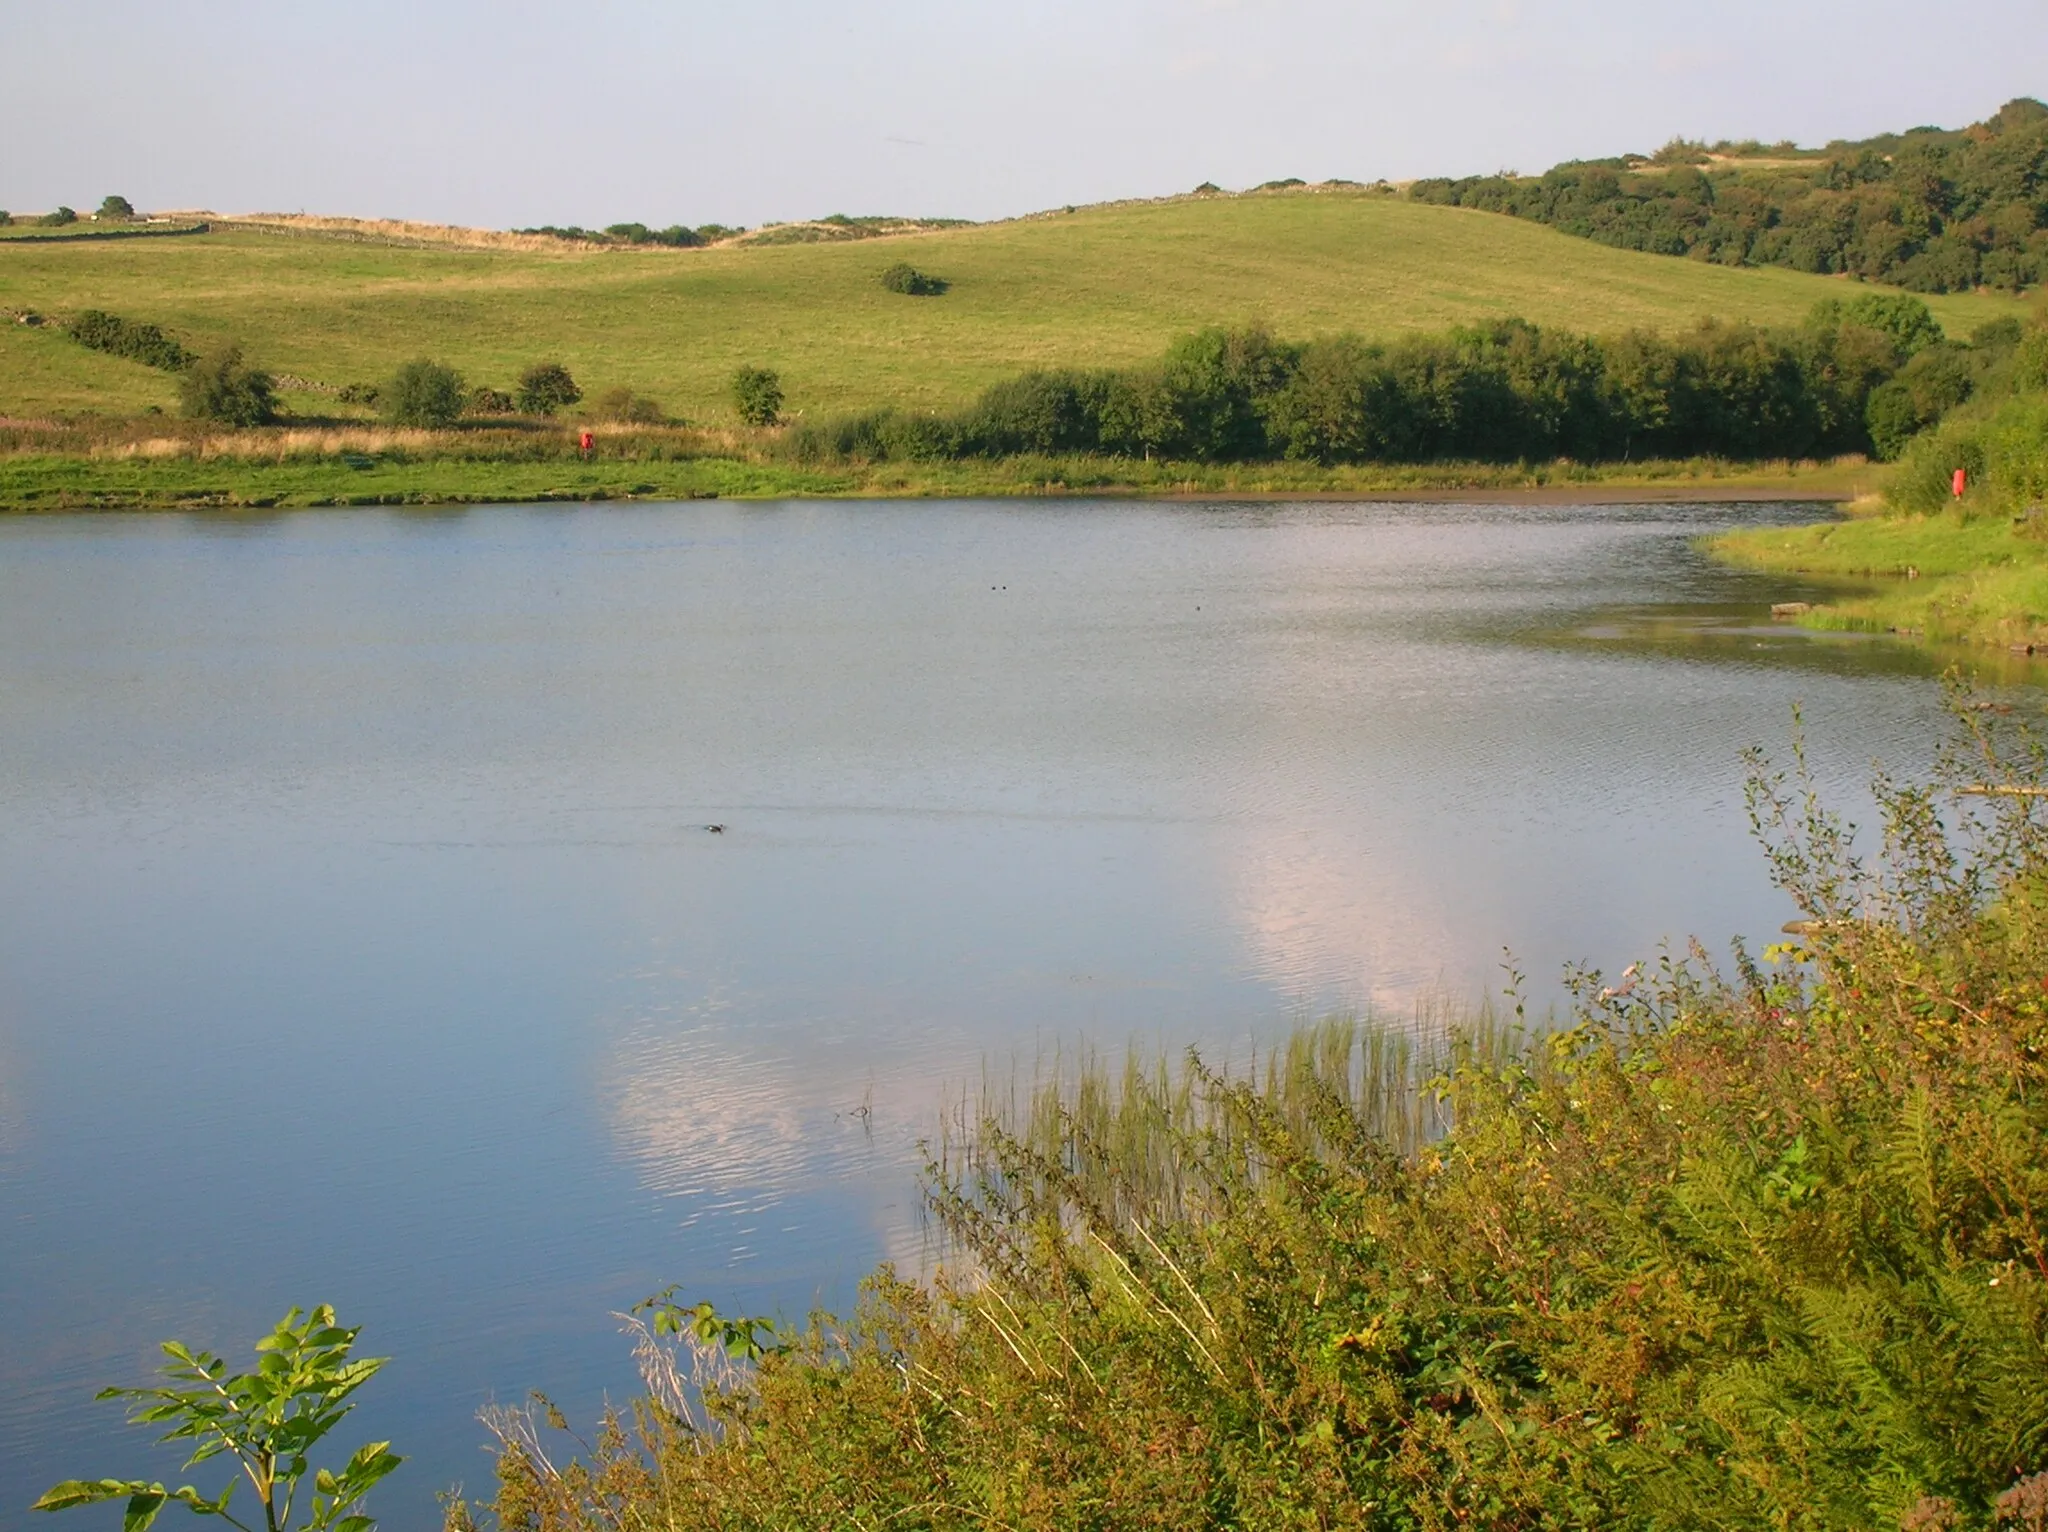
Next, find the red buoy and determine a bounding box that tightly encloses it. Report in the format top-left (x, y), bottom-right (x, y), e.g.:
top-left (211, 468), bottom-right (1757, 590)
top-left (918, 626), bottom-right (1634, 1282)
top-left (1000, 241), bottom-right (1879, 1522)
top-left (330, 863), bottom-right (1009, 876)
top-left (579, 430), bottom-right (594, 459)
top-left (1953, 467), bottom-right (1968, 499)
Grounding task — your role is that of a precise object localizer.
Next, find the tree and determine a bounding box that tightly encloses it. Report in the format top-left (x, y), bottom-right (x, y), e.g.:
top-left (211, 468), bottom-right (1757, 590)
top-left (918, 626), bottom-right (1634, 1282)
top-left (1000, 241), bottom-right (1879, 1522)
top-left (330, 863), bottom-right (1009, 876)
top-left (98, 195), bottom-right (135, 221)
top-left (1839, 292), bottom-right (1945, 356)
top-left (38, 206), bottom-right (77, 227)
top-left (516, 361), bottom-right (581, 416)
top-left (34, 1305), bottom-right (401, 1532)
top-left (381, 359), bottom-right (468, 427)
top-left (731, 365), bottom-right (784, 426)
top-left (178, 347), bottom-right (278, 426)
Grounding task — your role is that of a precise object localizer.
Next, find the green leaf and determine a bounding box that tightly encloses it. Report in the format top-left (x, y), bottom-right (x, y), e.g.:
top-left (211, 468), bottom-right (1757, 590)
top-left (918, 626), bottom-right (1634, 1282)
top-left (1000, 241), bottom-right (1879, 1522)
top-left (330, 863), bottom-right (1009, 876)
top-left (122, 1488), bottom-right (168, 1532)
top-left (33, 1479), bottom-right (148, 1511)
top-left (171, 1484), bottom-right (235, 1518)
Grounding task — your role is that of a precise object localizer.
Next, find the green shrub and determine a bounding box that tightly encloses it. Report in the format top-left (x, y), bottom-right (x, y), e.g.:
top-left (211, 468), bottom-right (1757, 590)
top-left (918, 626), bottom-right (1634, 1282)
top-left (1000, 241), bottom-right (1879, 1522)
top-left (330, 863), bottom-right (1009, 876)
top-left (0, 210), bottom-right (13, 227)
top-left (516, 362), bottom-right (582, 416)
top-left (878, 262), bottom-right (948, 296)
top-left (2015, 330), bottom-right (2048, 395)
top-left (1890, 415), bottom-right (1994, 512)
top-left (176, 346), bottom-right (278, 426)
top-left (730, 366), bottom-right (784, 426)
top-left (595, 386), bottom-right (666, 424)
top-left (381, 359), bottom-right (468, 427)
top-left (67, 309), bottom-right (194, 371)
top-left (467, 385), bottom-right (514, 415)
top-left (37, 206), bottom-right (77, 227)
top-left (96, 194), bottom-right (134, 221)
top-left (337, 382), bottom-right (381, 408)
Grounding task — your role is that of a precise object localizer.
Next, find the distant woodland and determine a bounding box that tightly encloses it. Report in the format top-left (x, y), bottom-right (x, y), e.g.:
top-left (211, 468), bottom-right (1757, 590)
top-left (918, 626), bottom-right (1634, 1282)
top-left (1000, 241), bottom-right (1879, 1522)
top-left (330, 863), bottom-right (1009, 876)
top-left (1411, 98), bottom-right (2048, 293)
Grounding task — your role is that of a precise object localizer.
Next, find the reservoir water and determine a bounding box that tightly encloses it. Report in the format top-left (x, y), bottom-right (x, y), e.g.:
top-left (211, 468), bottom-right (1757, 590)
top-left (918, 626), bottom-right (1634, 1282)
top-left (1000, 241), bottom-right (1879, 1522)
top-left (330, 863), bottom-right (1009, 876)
top-left (0, 498), bottom-right (1995, 1525)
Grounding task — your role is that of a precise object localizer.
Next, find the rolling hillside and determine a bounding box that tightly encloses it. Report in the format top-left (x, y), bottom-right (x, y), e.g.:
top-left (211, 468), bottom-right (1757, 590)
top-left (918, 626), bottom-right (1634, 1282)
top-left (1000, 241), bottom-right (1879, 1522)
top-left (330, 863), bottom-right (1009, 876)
top-left (0, 189), bottom-right (2030, 424)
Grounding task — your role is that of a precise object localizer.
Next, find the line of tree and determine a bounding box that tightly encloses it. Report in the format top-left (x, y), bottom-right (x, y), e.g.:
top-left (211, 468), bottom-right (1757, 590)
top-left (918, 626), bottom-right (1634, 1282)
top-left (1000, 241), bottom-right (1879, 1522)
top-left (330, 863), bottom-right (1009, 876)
top-left (1409, 97), bottom-right (2048, 294)
top-left (515, 222), bottom-right (744, 247)
top-left (788, 295), bottom-right (2017, 468)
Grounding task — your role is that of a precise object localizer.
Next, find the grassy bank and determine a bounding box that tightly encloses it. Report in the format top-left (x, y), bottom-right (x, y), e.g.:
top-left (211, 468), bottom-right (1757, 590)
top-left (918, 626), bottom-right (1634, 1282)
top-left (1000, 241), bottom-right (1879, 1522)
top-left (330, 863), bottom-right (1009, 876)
top-left (0, 425), bottom-right (1876, 510)
top-left (1714, 503), bottom-right (2048, 651)
top-left (1, 194), bottom-right (2026, 422)
top-left (1711, 377), bottom-right (2048, 652)
top-left (474, 702), bottom-right (2048, 1532)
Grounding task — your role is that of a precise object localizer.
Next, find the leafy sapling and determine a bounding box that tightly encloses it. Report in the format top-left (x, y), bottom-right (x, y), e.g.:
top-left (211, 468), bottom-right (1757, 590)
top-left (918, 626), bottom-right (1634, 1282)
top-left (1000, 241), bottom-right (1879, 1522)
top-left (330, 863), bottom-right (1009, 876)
top-left (34, 1305), bottom-right (401, 1532)
top-left (632, 1286), bottom-right (785, 1363)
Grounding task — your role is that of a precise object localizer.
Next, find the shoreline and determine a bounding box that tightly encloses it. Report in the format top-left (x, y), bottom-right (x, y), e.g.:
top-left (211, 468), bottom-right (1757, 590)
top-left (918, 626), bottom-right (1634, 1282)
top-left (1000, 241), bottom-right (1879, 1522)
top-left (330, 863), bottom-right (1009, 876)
top-left (1713, 508), bottom-right (2048, 656)
top-left (1157, 481), bottom-right (1857, 505)
top-left (0, 453), bottom-right (1872, 514)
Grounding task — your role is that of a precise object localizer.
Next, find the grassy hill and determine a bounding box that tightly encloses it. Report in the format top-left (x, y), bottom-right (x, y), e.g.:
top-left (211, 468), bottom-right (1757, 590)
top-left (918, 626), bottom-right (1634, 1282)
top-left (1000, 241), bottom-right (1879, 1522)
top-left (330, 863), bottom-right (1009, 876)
top-left (0, 190), bottom-right (2029, 426)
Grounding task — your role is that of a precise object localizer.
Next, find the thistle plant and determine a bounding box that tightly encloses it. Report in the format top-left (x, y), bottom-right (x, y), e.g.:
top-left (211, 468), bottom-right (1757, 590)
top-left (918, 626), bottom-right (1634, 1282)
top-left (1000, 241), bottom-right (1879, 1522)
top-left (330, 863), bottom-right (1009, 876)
top-left (34, 1306), bottom-right (400, 1532)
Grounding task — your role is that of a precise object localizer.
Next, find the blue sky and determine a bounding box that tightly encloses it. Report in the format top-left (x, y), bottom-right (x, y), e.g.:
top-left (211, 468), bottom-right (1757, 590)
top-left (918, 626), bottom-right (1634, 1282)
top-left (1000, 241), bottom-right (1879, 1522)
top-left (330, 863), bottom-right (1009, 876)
top-left (6, 0), bottom-right (2044, 229)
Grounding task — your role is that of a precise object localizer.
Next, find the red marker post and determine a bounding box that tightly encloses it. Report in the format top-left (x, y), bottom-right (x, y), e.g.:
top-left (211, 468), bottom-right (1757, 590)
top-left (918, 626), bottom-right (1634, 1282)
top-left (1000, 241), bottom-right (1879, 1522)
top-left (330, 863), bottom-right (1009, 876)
top-left (1953, 466), bottom-right (1968, 499)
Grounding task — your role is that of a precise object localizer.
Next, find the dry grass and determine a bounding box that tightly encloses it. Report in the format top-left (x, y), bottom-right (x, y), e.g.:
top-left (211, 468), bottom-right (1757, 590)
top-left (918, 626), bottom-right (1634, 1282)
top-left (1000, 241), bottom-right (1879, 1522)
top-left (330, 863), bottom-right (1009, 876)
top-left (111, 426), bottom-right (452, 460)
top-left (0, 416), bottom-right (762, 464)
top-left (195, 212), bottom-right (611, 254)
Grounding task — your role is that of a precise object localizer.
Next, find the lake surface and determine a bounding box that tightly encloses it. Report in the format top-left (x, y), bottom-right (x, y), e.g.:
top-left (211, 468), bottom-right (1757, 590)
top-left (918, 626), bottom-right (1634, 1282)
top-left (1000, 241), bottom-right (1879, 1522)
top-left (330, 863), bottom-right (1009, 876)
top-left (0, 498), bottom-right (2006, 1526)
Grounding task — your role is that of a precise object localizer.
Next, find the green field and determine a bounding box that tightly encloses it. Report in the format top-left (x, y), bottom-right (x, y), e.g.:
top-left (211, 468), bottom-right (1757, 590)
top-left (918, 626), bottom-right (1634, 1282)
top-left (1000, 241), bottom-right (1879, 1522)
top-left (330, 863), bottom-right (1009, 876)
top-left (0, 191), bottom-right (2028, 424)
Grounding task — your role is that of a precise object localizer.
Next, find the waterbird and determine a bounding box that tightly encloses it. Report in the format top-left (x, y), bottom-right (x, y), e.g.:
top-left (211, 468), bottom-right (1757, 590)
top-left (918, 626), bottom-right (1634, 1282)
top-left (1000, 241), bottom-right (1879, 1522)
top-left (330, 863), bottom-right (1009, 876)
top-left (705, 823), bottom-right (726, 833)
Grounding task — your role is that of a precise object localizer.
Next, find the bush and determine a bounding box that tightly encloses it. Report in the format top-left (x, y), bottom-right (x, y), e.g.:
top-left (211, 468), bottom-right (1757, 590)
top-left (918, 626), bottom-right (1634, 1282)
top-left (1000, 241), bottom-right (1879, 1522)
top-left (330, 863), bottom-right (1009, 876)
top-left (516, 362), bottom-right (582, 416)
top-left (2015, 330), bottom-right (2048, 395)
top-left (381, 358), bottom-right (468, 427)
top-left (337, 381), bottom-right (381, 407)
top-left (67, 309), bottom-right (194, 371)
top-left (782, 408), bottom-right (965, 463)
top-left (594, 386), bottom-right (666, 424)
top-left (177, 346), bottom-right (278, 426)
top-left (731, 366), bottom-right (784, 426)
top-left (467, 385), bottom-right (514, 415)
top-left (0, 210), bottom-right (13, 228)
top-left (38, 206), bottom-right (77, 227)
top-left (96, 195), bottom-right (134, 221)
top-left (878, 262), bottom-right (948, 296)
